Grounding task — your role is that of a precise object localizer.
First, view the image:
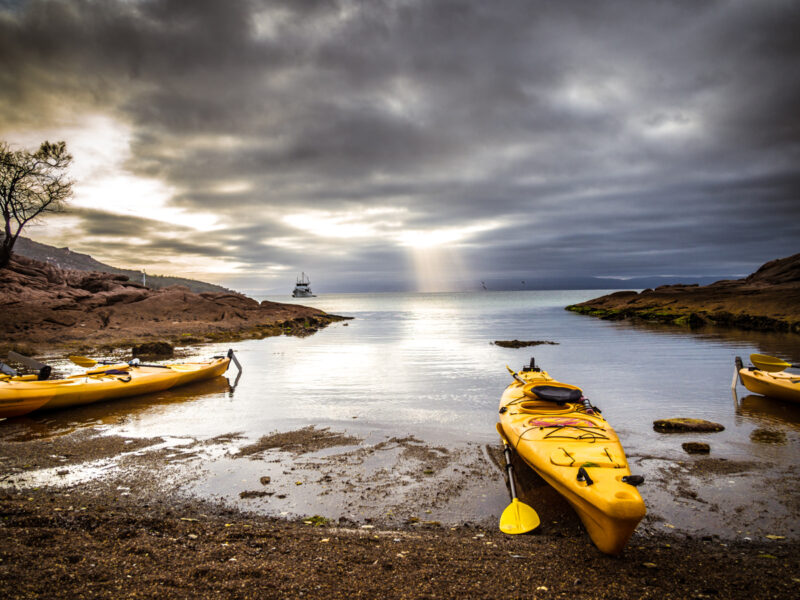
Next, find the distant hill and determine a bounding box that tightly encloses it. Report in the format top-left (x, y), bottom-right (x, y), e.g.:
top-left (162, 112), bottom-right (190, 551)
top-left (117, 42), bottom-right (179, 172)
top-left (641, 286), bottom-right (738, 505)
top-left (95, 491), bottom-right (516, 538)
top-left (13, 237), bottom-right (232, 294)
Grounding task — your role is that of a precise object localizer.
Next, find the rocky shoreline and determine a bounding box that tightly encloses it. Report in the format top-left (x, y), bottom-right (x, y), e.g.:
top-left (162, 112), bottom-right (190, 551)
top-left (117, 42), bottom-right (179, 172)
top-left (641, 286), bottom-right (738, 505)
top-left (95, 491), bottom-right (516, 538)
top-left (0, 255), bottom-right (348, 356)
top-left (566, 253), bottom-right (800, 334)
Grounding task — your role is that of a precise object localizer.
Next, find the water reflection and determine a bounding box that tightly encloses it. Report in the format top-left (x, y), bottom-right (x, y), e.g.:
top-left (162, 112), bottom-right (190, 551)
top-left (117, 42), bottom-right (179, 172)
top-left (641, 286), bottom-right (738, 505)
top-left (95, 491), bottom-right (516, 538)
top-left (601, 318), bottom-right (800, 363)
top-left (0, 375), bottom-right (234, 441)
top-left (735, 393), bottom-right (800, 430)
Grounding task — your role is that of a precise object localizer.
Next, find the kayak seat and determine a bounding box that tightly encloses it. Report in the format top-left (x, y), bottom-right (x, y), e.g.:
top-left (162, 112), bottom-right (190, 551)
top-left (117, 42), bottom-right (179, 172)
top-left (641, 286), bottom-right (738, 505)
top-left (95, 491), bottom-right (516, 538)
top-left (527, 385), bottom-right (582, 404)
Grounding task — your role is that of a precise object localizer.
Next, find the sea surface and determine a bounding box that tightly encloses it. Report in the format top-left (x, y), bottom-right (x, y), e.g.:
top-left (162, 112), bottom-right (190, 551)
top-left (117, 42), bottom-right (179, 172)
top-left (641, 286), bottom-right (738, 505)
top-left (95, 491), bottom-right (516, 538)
top-left (6, 290), bottom-right (800, 536)
top-left (238, 289), bottom-right (800, 452)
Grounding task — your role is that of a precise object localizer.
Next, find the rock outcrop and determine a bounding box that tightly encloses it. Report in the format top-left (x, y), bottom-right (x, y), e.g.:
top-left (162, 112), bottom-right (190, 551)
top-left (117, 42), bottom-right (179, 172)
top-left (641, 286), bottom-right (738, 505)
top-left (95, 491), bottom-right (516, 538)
top-left (493, 340), bottom-right (558, 348)
top-left (13, 236), bottom-right (231, 294)
top-left (566, 253), bottom-right (800, 333)
top-left (682, 442), bottom-right (711, 454)
top-left (0, 255), bottom-right (345, 351)
top-left (653, 418), bottom-right (725, 433)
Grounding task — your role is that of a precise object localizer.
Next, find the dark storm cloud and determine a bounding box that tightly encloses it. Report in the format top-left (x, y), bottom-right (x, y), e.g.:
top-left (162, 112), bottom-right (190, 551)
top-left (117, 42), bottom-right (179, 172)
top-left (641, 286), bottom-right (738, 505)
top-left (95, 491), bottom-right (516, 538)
top-left (70, 208), bottom-right (179, 239)
top-left (1, 0), bottom-right (799, 291)
top-left (63, 208), bottom-right (233, 259)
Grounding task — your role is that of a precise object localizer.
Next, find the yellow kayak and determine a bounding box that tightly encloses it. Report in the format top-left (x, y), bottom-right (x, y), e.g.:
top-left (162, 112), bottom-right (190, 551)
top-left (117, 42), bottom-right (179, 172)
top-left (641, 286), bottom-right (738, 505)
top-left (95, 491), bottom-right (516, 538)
top-left (737, 361), bottom-right (800, 404)
top-left (0, 353), bottom-right (234, 419)
top-left (498, 360), bottom-right (646, 555)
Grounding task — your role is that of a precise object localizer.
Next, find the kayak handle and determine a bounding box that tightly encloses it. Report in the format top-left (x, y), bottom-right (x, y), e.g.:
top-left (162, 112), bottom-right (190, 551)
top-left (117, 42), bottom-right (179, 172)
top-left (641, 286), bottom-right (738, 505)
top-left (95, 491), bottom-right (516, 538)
top-left (576, 466), bottom-right (594, 486)
top-left (622, 475), bottom-right (645, 487)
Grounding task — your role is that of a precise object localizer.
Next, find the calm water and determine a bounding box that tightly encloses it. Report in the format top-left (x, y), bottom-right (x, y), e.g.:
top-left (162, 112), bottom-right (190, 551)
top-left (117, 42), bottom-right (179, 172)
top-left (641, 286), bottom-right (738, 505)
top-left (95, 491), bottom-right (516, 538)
top-left (5, 290), bottom-right (800, 534)
top-left (155, 289), bottom-right (799, 452)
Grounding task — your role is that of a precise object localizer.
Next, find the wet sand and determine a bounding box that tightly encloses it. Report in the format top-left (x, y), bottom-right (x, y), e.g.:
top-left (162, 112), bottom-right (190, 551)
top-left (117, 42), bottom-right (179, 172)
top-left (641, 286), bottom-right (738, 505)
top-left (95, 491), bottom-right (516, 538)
top-left (1, 420), bottom-right (799, 598)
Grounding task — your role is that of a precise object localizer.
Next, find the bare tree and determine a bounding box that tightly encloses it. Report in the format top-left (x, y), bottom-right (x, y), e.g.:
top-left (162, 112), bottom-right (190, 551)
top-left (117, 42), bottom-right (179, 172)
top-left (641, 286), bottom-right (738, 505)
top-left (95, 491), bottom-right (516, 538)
top-left (0, 140), bottom-right (73, 269)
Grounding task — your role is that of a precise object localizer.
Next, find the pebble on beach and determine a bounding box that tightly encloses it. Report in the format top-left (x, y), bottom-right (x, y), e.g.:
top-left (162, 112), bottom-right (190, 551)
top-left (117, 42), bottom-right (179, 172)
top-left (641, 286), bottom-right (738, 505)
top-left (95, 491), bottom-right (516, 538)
top-left (681, 442), bottom-right (711, 454)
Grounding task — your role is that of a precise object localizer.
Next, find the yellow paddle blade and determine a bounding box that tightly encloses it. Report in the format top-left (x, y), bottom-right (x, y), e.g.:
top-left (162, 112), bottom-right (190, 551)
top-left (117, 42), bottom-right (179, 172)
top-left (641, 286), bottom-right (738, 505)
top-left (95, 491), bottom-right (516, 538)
top-left (68, 355), bottom-right (98, 368)
top-left (750, 353), bottom-right (791, 372)
top-left (500, 498), bottom-right (540, 535)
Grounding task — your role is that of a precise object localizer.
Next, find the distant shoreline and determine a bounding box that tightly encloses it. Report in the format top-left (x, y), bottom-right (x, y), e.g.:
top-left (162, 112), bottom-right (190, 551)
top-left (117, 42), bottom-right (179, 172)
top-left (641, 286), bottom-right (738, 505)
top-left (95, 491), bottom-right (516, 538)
top-left (566, 253), bottom-right (800, 334)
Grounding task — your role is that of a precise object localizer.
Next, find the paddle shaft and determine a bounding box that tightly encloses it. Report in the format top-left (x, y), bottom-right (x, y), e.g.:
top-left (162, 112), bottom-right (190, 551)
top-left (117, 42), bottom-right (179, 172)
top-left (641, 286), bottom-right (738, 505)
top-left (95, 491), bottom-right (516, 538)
top-left (757, 360), bottom-right (800, 370)
top-left (227, 348), bottom-right (243, 374)
top-left (496, 419), bottom-right (540, 534)
top-left (88, 358), bottom-right (171, 369)
top-left (503, 443), bottom-right (519, 500)
top-left (71, 350), bottom-right (240, 371)
top-left (505, 365), bottom-right (526, 386)
top-left (496, 422), bottom-right (521, 500)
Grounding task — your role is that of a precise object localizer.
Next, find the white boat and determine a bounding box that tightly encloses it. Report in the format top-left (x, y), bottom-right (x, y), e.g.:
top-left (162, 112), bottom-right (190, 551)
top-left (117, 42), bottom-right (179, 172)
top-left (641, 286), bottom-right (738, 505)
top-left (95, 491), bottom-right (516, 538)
top-left (292, 272), bottom-right (316, 298)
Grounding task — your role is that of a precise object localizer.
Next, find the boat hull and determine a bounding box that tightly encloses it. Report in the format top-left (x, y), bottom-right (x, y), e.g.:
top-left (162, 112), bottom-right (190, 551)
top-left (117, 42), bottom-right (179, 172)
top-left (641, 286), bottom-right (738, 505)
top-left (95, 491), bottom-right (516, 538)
top-left (498, 368), bottom-right (645, 555)
top-left (0, 393), bottom-right (54, 418)
top-left (0, 358), bottom-right (230, 418)
top-left (739, 368), bottom-right (800, 403)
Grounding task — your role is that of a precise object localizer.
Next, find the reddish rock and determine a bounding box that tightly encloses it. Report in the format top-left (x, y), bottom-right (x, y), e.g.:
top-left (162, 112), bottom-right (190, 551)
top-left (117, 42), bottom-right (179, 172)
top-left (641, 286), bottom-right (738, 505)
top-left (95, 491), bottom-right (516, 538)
top-left (0, 255), bottom-right (345, 350)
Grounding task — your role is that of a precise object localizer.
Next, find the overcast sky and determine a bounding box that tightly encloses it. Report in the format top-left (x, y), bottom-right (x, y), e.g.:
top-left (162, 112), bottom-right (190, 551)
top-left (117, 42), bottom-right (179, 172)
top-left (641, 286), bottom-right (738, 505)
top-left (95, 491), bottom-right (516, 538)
top-left (1, 0), bottom-right (798, 294)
